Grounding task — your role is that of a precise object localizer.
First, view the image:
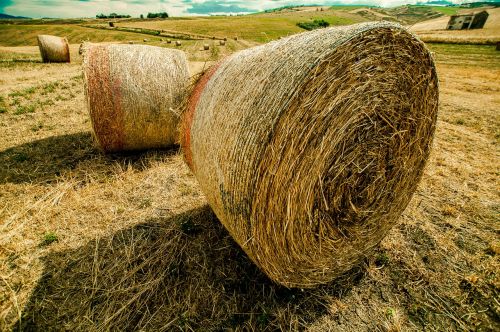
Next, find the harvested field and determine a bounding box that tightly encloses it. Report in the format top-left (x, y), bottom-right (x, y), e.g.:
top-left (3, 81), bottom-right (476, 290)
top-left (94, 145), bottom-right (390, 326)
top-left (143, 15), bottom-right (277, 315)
top-left (0, 12), bottom-right (499, 331)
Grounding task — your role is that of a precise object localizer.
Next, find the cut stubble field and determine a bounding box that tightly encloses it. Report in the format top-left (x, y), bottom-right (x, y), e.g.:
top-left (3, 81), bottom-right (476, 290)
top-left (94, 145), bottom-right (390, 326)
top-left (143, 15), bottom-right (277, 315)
top-left (0, 21), bottom-right (499, 331)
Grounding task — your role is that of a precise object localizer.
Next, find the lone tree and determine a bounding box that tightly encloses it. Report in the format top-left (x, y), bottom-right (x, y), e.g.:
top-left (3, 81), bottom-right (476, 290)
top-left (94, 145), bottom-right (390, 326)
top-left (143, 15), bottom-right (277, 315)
top-left (147, 12), bottom-right (169, 18)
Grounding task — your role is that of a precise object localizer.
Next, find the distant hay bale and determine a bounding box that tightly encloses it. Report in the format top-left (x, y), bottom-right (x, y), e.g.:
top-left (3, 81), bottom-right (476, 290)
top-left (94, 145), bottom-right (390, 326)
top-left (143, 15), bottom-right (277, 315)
top-left (37, 35), bottom-right (70, 63)
top-left (234, 36), bottom-right (238, 40)
top-left (175, 41), bottom-right (182, 46)
top-left (143, 38), bottom-right (148, 42)
top-left (219, 40), bottom-right (226, 46)
top-left (108, 22), bottom-right (114, 27)
top-left (181, 22), bottom-right (439, 288)
top-left (203, 44), bottom-right (209, 50)
top-left (83, 44), bottom-right (190, 152)
top-left (223, 37), bottom-right (227, 41)
top-left (167, 39), bottom-right (172, 44)
top-left (128, 41), bottom-right (134, 44)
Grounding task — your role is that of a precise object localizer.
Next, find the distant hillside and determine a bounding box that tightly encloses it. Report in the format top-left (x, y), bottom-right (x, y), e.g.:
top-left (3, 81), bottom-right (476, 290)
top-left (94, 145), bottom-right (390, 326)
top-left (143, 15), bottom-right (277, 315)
top-left (0, 13), bottom-right (30, 19)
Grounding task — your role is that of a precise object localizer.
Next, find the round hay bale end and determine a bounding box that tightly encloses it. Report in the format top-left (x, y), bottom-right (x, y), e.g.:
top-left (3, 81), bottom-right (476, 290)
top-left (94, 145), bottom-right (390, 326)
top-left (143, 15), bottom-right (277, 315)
top-left (234, 36), bottom-right (238, 40)
top-left (203, 44), bottom-right (210, 50)
top-left (219, 40), bottom-right (226, 46)
top-left (83, 44), bottom-right (190, 152)
top-left (37, 35), bottom-right (70, 63)
top-left (182, 22), bottom-right (439, 288)
top-left (175, 41), bottom-right (182, 46)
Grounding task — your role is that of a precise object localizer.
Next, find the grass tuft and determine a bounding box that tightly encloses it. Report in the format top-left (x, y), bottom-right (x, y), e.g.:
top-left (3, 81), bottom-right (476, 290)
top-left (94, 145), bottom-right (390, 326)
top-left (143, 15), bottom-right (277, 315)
top-left (40, 232), bottom-right (59, 246)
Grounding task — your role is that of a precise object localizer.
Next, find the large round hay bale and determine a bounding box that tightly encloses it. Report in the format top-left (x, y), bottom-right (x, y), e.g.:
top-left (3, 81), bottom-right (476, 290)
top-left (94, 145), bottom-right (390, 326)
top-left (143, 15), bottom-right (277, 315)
top-left (83, 44), bottom-right (190, 152)
top-left (37, 35), bottom-right (70, 63)
top-left (182, 22), bottom-right (439, 288)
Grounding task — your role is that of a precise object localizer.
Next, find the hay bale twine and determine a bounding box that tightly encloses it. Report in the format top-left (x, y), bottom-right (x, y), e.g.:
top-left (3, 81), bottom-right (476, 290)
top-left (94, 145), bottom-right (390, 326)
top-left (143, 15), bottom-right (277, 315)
top-left (181, 22), bottom-right (439, 288)
top-left (203, 44), bottom-right (210, 50)
top-left (37, 35), bottom-right (70, 63)
top-left (83, 44), bottom-right (190, 152)
top-left (175, 40), bottom-right (182, 46)
top-left (219, 40), bottom-right (226, 46)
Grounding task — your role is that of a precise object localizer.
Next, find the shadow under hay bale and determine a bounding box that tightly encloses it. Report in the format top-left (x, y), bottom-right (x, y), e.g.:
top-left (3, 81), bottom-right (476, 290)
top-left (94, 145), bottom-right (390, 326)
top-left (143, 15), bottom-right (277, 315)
top-left (0, 132), bottom-right (178, 185)
top-left (37, 35), bottom-right (70, 63)
top-left (83, 44), bottom-right (190, 153)
top-left (0, 132), bottom-right (96, 184)
top-left (14, 206), bottom-right (365, 331)
top-left (182, 22), bottom-right (439, 288)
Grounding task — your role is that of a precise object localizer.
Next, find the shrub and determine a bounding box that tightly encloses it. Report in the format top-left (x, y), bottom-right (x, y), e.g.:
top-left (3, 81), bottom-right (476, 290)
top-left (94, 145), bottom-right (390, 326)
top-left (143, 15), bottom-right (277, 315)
top-left (297, 19), bottom-right (330, 31)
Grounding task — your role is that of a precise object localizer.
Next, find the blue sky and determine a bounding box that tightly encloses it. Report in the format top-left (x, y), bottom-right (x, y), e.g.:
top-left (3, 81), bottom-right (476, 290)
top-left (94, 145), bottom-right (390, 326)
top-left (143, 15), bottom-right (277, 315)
top-left (0, 0), bottom-right (480, 18)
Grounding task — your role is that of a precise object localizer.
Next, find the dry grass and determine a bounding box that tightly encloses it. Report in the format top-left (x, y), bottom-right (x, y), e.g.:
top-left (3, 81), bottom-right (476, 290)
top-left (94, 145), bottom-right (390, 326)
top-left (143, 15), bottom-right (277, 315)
top-left (0, 25), bottom-right (499, 331)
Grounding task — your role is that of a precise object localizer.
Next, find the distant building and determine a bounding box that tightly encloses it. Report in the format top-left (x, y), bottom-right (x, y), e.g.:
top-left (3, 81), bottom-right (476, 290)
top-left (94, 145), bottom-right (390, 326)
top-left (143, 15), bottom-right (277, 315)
top-left (447, 11), bottom-right (489, 30)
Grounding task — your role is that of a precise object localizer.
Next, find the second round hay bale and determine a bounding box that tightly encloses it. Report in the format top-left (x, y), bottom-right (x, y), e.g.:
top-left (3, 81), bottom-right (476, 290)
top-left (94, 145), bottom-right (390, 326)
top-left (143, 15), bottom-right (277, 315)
top-left (181, 22), bottom-right (439, 288)
top-left (37, 35), bottom-right (70, 63)
top-left (83, 44), bottom-right (190, 152)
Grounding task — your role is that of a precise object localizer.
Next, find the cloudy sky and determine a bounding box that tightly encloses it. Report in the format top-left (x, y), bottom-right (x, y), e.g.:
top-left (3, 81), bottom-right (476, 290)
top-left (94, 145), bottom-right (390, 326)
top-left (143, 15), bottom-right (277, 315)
top-left (0, 0), bottom-right (478, 18)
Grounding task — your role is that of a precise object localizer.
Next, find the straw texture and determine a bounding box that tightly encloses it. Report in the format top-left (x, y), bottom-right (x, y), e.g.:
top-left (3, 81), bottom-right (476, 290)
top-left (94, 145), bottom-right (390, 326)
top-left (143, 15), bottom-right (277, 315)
top-left (182, 22), bottom-right (439, 288)
top-left (37, 35), bottom-right (70, 63)
top-left (83, 44), bottom-right (190, 152)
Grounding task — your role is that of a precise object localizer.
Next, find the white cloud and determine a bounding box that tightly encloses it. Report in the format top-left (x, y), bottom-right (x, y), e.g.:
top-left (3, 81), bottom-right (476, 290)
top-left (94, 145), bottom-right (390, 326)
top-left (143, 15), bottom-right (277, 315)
top-left (2, 0), bottom-right (481, 19)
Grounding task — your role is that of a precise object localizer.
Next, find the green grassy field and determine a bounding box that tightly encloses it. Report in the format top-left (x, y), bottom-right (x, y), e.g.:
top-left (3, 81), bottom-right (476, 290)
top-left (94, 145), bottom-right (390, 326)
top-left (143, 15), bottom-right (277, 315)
top-left (428, 43), bottom-right (500, 68)
top-left (0, 24), bottom-right (144, 46)
top-left (123, 13), bottom-right (363, 42)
